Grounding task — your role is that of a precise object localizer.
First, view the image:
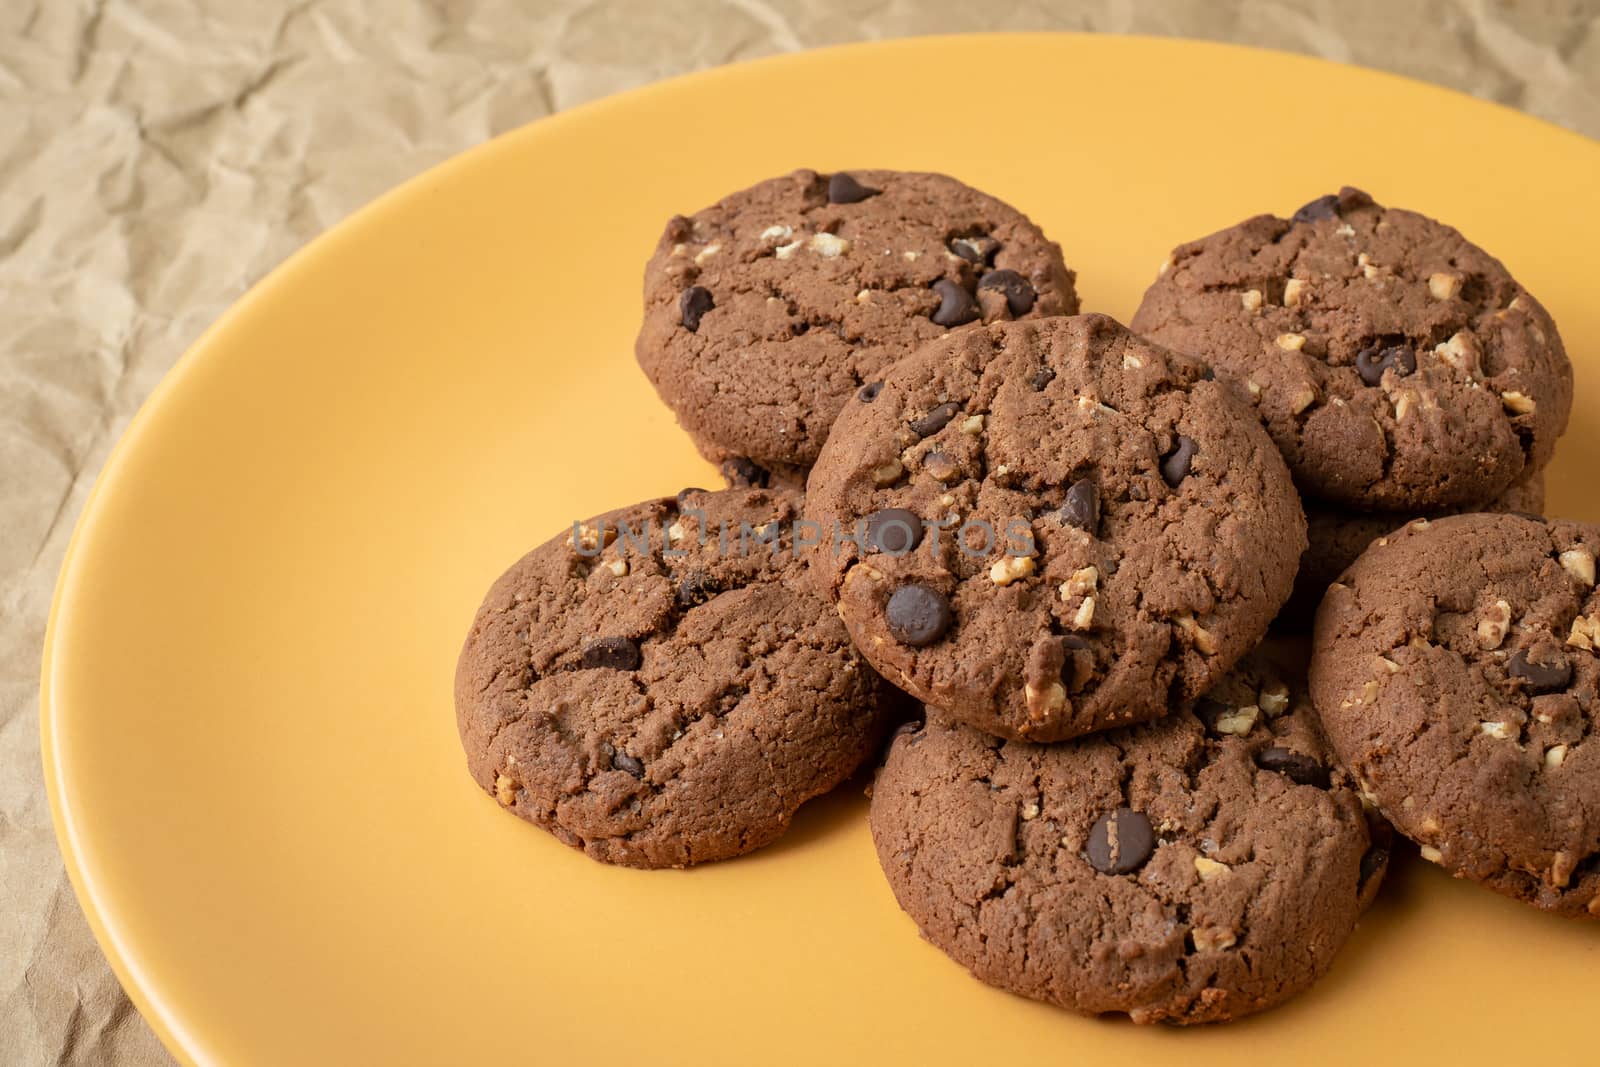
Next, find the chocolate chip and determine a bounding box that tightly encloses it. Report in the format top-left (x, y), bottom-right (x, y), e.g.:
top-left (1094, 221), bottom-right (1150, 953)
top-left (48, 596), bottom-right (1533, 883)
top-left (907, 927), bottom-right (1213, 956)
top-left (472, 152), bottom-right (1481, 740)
top-left (865, 508), bottom-right (925, 555)
top-left (1255, 747), bottom-right (1330, 788)
top-left (1358, 846), bottom-right (1389, 892)
top-left (1086, 808), bottom-right (1155, 875)
top-left (721, 457), bottom-right (770, 489)
top-left (1354, 344), bottom-right (1417, 386)
top-left (891, 719), bottom-right (924, 740)
top-left (858, 381), bottom-right (884, 403)
top-left (883, 718), bottom-right (925, 758)
top-left (910, 401), bottom-right (962, 438)
top-left (1029, 366), bottom-right (1056, 391)
top-left (675, 569), bottom-right (720, 608)
top-left (1057, 478), bottom-right (1099, 534)
top-left (977, 269), bottom-right (1036, 316)
top-left (675, 487), bottom-right (706, 507)
top-left (679, 286), bottom-right (713, 331)
top-left (948, 234), bottom-right (1001, 265)
top-left (611, 752), bottom-right (645, 778)
top-left (1159, 436), bottom-right (1198, 488)
top-left (1509, 650), bottom-right (1571, 692)
top-left (1194, 697), bottom-right (1230, 734)
top-left (1059, 633), bottom-right (1091, 651)
top-left (580, 636), bottom-right (642, 672)
top-left (1292, 194), bottom-right (1340, 224)
top-left (930, 279), bottom-right (978, 327)
top-left (1354, 347), bottom-right (1385, 385)
top-left (827, 172), bottom-right (879, 204)
top-left (885, 584), bottom-right (953, 647)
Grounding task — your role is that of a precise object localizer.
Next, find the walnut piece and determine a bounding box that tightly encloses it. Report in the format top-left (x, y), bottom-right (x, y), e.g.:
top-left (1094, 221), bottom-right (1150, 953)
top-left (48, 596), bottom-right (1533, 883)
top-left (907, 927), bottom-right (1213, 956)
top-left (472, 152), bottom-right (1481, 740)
top-left (989, 555), bottom-right (1035, 586)
top-left (1477, 599), bottom-right (1513, 649)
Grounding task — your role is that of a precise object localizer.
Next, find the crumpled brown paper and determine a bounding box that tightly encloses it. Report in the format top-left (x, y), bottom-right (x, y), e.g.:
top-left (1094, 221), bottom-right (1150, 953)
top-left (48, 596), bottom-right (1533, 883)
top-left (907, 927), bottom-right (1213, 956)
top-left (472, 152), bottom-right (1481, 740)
top-left (1, 1), bottom-right (1595, 1063)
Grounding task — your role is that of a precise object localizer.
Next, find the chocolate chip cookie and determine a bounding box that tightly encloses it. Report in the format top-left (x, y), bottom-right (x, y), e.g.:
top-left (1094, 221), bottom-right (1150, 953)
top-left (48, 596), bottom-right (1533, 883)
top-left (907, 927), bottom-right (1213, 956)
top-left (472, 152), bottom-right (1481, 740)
top-left (1311, 513), bottom-right (1600, 918)
top-left (1130, 187), bottom-right (1572, 512)
top-left (804, 314), bottom-right (1305, 742)
top-left (455, 488), bottom-right (893, 868)
top-left (870, 653), bottom-right (1381, 1024)
top-left (636, 169), bottom-right (1078, 476)
top-left (1280, 469), bottom-right (1547, 628)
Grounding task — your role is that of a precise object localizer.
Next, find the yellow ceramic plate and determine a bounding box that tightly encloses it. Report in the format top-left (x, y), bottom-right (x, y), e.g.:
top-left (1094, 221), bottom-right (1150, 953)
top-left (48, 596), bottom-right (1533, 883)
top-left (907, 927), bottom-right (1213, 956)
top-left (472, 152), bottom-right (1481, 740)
top-left (43, 34), bottom-right (1600, 1066)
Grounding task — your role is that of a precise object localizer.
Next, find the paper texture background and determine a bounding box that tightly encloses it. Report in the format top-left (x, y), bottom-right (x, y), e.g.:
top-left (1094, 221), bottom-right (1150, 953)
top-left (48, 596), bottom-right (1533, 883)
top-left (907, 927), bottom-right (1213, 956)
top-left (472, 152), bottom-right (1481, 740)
top-left (2, 2), bottom-right (1596, 1063)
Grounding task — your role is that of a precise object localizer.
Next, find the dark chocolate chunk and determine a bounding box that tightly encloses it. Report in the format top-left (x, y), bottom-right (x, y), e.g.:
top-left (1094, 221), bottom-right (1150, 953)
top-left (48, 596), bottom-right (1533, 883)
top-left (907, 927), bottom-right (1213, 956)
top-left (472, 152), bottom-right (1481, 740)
top-left (611, 752), bottom-right (645, 778)
top-left (1057, 478), bottom-right (1099, 533)
top-left (1292, 194), bottom-right (1340, 224)
top-left (858, 381), bottom-right (884, 403)
top-left (1160, 436), bottom-right (1199, 488)
top-left (1354, 346), bottom-right (1385, 386)
top-left (1086, 808), bottom-right (1155, 875)
top-left (948, 234), bottom-right (1000, 265)
top-left (1355, 344), bottom-right (1417, 386)
top-left (891, 719), bottom-right (924, 740)
top-left (911, 401), bottom-right (963, 438)
top-left (1256, 746), bottom-right (1331, 788)
top-left (675, 569), bottom-right (720, 608)
top-left (977, 269), bottom-right (1036, 316)
top-left (721, 456), bottom-right (770, 489)
top-left (581, 636), bottom-right (642, 672)
top-left (931, 279), bottom-right (979, 327)
top-left (1358, 846), bottom-right (1389, 893)
top-left (679, 286), bottom-right (713, 331)
top-left (1030, 365), bottom-right (1056, 391)
top-left (827, 172), bottom-right (879, 204)
top-left (885, 584), bottom-right (954, 647)
top-left (1508, 650), bottom-right (1571, 692)
top-left (865, 508), bottom-right (925, 555)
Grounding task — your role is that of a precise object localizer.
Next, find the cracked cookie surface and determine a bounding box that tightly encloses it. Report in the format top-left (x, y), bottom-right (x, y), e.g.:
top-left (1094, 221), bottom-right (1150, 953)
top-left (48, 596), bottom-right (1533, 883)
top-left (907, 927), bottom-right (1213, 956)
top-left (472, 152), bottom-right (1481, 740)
top-left (636, 168), bottom-right (1078, 475)
top-left (1130, 187), bottom-right (1572, 511)
top-left (869, 653), bottom-right (1379, 1025)
top-left (454, 488), bottom-right (893, 868)
top-left (1311, 512), bottom-right (1600, 918)
top-left (804, 314), bottom-right (1304, 742)
top-left (1280, 469), bottom-right (1546, 628)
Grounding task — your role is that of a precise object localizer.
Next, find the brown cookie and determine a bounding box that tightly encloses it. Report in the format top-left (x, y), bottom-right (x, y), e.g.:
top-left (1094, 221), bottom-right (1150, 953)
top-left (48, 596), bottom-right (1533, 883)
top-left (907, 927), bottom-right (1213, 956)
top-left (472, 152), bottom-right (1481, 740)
top-left (804, 314), bottom-right (1305, 742)
top-left (455, 488), bottom-right (893, 868)
top-left (1311, 513), bottom-right (1600, 918)
top-left (1279, 469), bottom-right (1547, 628)
top-left (870, 653), bottom-right (1381, 1024)
top-left (636, 169), bottom-right (1078, 475)
top-left (1130, 187), bottom-right (1572, 511)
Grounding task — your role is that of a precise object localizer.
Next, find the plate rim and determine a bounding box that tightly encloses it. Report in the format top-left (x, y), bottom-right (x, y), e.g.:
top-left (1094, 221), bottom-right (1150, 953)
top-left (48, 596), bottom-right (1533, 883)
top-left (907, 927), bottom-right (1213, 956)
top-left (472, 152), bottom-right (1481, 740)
top-left (37, 31), bottom-right (1600, 1066)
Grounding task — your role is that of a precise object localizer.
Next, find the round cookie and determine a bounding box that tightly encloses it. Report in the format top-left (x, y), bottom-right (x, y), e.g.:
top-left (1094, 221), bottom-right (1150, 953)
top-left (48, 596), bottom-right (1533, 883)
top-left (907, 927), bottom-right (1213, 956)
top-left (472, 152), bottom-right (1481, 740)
top-left (455, 487), bottom-right (893, 868)
top-left (870, 654), bottom-right (1382, 1025)
top-left (1280, 469), bottom-right (1547, 628)
top-left (1130, 186), bottom-right (1572, 511)
top-left (804, 313), bottom-right (1305, 742)
top-left (637, 168), bottom-right (1079, 475)
top-left (1310, 512), bottom-right (1600, 918)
